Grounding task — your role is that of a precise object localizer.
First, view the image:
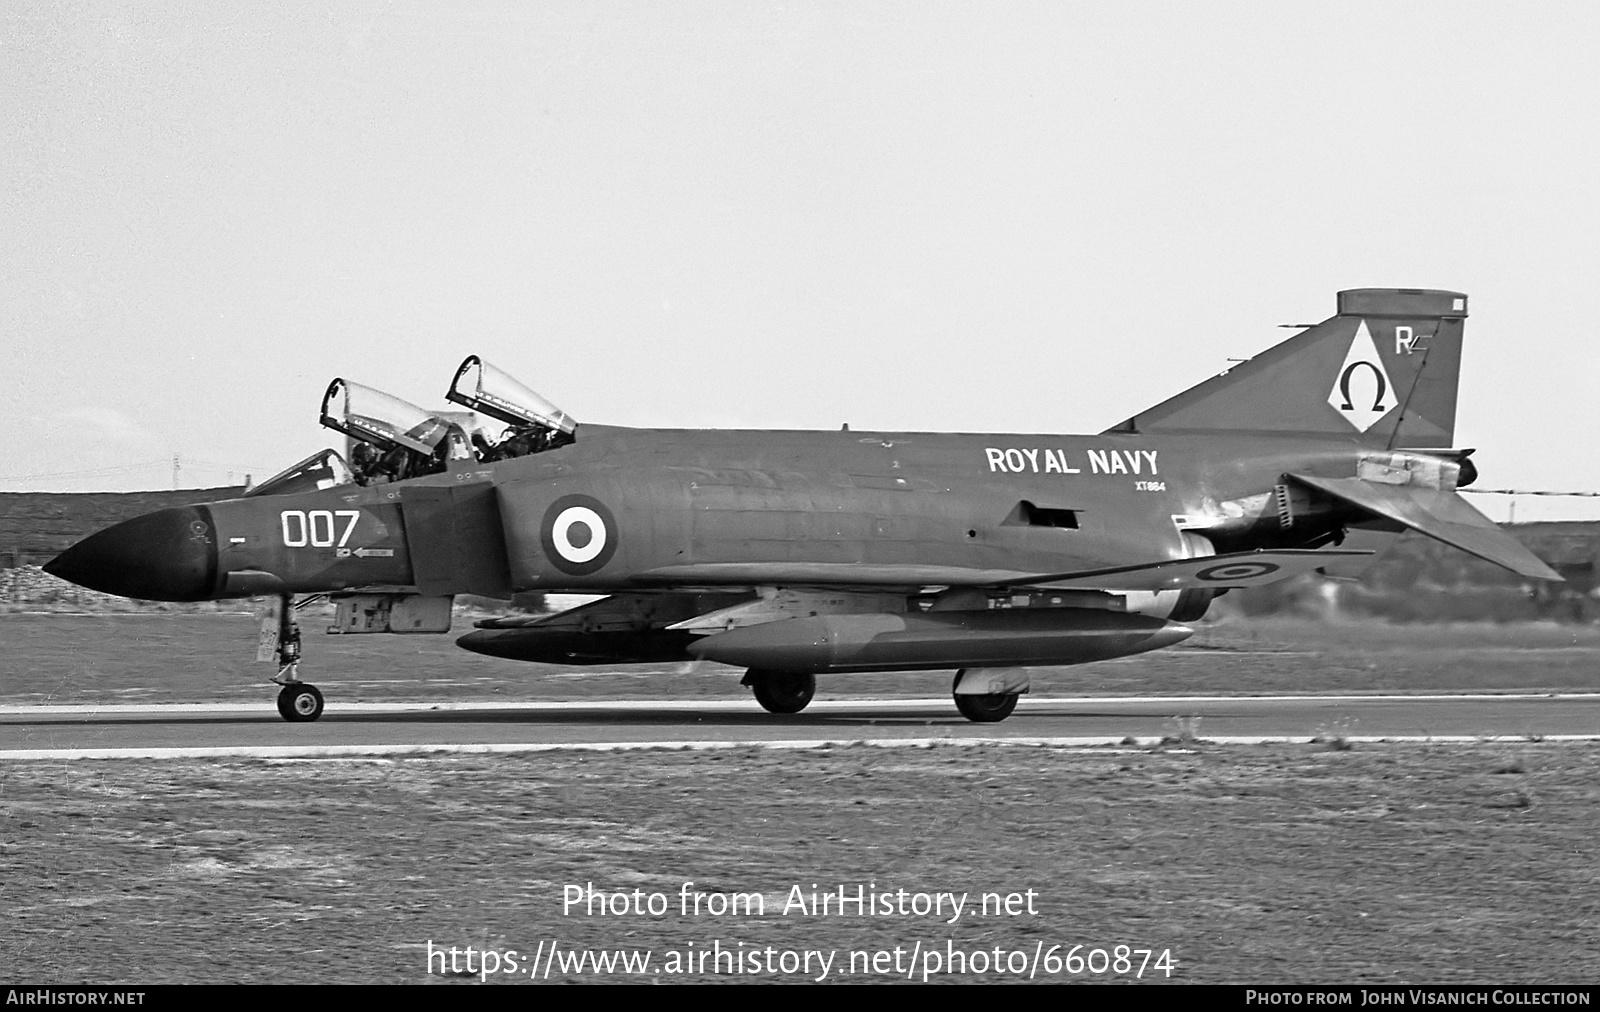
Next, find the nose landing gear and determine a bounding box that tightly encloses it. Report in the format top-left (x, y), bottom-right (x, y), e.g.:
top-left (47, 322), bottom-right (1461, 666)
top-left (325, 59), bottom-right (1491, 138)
top-left (261, 594), bottom-right (326, 722)
top-left (276, 682), bottom-right (325, 722)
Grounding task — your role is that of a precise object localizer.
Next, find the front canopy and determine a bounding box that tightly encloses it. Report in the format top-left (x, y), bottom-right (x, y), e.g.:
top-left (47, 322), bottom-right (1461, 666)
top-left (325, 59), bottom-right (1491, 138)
top-left (320, 378), bottom-right (452, 454)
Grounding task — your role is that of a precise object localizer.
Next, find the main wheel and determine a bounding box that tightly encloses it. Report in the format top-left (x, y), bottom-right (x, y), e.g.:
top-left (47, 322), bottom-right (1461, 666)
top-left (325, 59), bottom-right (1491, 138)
top-left (954, 691), bottom-right (1018, 723)
top-left (747, 670), bottom-right (815, 714)
top-left (276, 683), bottom-right (325, 723)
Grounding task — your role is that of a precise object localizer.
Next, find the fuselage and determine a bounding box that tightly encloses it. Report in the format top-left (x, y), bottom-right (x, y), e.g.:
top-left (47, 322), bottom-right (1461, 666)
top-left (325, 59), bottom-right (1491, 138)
top-left (56, 422), bottom-right (1389, 605)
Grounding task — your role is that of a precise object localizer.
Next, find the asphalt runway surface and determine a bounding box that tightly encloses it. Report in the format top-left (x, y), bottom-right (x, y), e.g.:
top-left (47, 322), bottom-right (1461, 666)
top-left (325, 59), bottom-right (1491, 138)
top-left (4, 693), bottom-right (1598, 757)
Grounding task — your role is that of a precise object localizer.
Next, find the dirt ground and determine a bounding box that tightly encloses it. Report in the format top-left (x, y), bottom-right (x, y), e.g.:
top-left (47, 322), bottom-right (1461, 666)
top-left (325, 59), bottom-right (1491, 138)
top-left (3, 741), bottom-right (1597, 984)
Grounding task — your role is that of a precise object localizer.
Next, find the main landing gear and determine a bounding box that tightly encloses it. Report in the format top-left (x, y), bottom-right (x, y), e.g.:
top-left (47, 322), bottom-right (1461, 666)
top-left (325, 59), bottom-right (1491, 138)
top-left (266, 594), bottom-right (325, 722)
top-left (740, 668), bottom-right (1023, 722)
top-left (952, 669), bottom-right (1023, 723)
top-left (953, 690), bottom-right (1018, 723)
top-left (743, 669), bottom-right (816, 714)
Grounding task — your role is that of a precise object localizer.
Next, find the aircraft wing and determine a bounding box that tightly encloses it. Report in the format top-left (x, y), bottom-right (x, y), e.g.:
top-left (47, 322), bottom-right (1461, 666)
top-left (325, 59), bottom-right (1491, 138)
top-left (630, 550), bottom-right (1372, 593)
top-left (1287, 473), bottom-right (1562, 581)
top-left (1007, 549), bottom-right (1374, 591)
top-left (631, 563), bottom-right (1066, 588)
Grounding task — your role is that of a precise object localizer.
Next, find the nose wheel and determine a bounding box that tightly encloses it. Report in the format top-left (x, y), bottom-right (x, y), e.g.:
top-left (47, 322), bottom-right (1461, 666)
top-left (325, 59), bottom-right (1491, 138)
top-left (263, 594), bottom-right (327, 723)
top-left (276, 683), bottom-right (325, 722)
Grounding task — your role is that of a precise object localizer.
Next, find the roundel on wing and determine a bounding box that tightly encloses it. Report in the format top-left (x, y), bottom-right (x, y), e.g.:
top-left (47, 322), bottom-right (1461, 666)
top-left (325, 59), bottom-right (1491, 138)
top-left (1195, 561), bottom-right (1280, 583)
top-left (540, 494), bottom-right (619, 575)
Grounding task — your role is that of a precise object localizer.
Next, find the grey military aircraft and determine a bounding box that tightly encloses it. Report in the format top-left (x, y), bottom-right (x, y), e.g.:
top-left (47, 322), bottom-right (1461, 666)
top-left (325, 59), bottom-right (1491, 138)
top-left (46, 288), bottom-right (1559, 722)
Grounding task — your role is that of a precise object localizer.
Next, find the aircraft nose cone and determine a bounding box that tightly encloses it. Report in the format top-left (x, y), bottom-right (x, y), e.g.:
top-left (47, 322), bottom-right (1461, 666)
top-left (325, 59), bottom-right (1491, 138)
top-left (44, 505), bottom-right (218, 602)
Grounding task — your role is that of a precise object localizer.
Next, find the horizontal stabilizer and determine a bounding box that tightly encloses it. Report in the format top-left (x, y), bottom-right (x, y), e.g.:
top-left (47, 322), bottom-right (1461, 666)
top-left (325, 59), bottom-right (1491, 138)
top-left (1288, 473), bottom-right (1562, 581)
top-left (1014, 549), bottom-right (1374, 592)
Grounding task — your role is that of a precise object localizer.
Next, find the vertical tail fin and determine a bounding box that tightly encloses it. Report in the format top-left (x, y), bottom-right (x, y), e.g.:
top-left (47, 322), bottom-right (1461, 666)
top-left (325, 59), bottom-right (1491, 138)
top-left (1108, 289), bottom-right (1468, 447)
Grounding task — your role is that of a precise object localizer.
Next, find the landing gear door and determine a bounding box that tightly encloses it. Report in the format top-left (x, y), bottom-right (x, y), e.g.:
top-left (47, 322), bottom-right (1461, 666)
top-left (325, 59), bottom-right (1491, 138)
top-left (255, 597), bottom-right (282, 662)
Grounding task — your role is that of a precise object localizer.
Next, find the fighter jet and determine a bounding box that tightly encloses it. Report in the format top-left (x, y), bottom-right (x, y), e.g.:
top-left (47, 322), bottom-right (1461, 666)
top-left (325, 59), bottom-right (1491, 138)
top-left (45, 288), bottom-right (1558, 722)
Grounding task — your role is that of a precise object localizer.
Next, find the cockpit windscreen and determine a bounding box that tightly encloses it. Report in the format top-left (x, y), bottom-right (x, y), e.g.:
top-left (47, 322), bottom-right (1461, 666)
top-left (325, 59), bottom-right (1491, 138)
top-left (245, 449), bottom-right (355, 497)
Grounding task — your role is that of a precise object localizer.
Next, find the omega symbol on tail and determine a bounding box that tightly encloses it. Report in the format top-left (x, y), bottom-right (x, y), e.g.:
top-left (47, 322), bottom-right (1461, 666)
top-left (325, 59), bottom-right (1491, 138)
top-left (1326, 320), bottom-right (1397, 433)
top-left (1337, 361), bottom-right (1387, 412)
top-left (540, 494), bottom-right (618, 575)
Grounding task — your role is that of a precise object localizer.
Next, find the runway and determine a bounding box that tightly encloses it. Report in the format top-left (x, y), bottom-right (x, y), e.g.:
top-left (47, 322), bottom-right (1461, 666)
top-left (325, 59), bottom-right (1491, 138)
top-left (4, 693), bottom-right (1598, 759)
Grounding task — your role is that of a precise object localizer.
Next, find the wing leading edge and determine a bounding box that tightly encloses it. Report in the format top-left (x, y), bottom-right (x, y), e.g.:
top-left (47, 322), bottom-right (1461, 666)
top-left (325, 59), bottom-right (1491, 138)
top-left (1009, 549), bottom-right (1374, 592)
top-left (630, 549), bottom-right (1374, 593)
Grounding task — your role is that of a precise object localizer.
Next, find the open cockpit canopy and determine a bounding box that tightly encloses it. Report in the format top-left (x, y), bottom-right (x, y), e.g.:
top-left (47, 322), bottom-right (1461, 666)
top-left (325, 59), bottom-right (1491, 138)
top-left (320, 378), bottom-right (475, 484)
top-left (321, 378), bottom-right (452, 454)
top-left (309, 366), bottom-right (571, 485)
top-left (447, 356), bottom-right (576, 435)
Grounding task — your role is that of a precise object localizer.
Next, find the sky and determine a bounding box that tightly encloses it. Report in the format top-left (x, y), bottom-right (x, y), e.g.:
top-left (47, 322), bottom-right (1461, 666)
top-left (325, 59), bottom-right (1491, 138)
top-left (3, 1), bottom-right (1598, 521)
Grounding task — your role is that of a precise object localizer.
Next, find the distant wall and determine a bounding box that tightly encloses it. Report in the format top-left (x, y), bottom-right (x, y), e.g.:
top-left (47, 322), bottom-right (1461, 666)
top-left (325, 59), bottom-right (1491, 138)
top-left (0, 487), bottom-right (245, 568)
top-left (1226, 523), bottom-right (1599, 623)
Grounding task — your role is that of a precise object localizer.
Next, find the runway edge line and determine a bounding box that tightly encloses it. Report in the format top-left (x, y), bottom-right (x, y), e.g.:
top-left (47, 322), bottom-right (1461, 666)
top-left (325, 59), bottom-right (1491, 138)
top-left (5, 734), bottom-right (1600, 761)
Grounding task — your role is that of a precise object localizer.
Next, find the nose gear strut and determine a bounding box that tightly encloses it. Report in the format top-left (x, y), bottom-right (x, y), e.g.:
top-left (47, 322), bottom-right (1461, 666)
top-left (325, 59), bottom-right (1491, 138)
top-left (261, 594), bottom-right (326, 722)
